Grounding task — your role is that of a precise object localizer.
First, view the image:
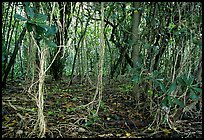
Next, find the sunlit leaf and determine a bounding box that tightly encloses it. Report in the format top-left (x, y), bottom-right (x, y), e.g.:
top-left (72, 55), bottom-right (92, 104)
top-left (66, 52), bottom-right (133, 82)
top-left (48, 111), bottom-right (54, 115)
top-left (161, 128), bottom-right (171, 135)
top-left (148, 90), bottom-right (153, 96)
top-left (71, 107), bottom-right (76, 112)
top-left (72, 97), bottom-right (78, 101)
top-left (126, 132), bottom-right (131, 137)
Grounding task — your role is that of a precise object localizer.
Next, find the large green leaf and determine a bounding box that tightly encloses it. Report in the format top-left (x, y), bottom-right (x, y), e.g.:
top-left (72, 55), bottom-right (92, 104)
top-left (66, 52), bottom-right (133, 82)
top-left (191, 86), bottom-right (202, 93)
top-left (35, 14), bottom-right (48, 23)
top-left (14, 14), bottom-right (27, 21)
top-left (167, 82), bottom-right (176, 94)
top-left (45, 25), bottom-right (58, 37)
top-left (25, 6), bottom-right (35, 18)
top-left (159, 82), bottom-right (166, 93)
top-left (38, 24), bottom-right (50, 32)
top-left (45, 39), bottom-right (57, 48)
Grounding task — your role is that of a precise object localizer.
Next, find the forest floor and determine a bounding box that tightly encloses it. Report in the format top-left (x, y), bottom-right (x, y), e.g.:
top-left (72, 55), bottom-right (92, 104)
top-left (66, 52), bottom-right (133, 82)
top-left (2, 75), bottom-right (202, 138)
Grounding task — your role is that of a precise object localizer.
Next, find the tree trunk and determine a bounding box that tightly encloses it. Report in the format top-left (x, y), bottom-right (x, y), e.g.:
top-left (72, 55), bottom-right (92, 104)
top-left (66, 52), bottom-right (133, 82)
top-left (131, 2), bottom-right (141, 102)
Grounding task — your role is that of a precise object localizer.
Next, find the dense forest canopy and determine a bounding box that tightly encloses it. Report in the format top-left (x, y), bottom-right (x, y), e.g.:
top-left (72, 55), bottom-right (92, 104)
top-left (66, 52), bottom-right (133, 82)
top-left (2, 2), bottom-right (202, 138)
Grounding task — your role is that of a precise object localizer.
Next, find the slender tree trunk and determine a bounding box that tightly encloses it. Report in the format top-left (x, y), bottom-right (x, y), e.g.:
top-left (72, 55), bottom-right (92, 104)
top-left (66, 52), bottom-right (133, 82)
top-left (131, 2), bottom-right (141, 102)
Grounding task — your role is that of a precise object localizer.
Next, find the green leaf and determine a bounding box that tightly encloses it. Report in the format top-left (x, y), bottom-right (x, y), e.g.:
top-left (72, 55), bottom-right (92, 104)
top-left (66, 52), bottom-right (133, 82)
top-left (45, 25), bottom-right (58, 37)
top-left (177, 76), bottom-right (184, 86)
top-left (159, 82), bottom-right (166, 93)
top-left (93, 116), bottom-right (99, 122)
top-left (100, 101), bottom-right (105, 108)
top-left (23, 2), bottom-right (30, 7)
top-left (25, 6), bottom-right (35, 18)
top-left (168, 22), bottom-right (176, 30)
top-left (144, 43), bottom-right (150, 49)
top-left (38, 24), bottom-right (50, 32)
top-left (148, 90), bottom-right (153, 96)
top-left (190, 89), bottom-right (198, 101)
top-left (45, 40), bottom-right (57, 48)
top-left (91, 110), bottom-right (96, 115)
top-left (35, 14), bottom-right (48, 23)
top-left (72, 97), bottom-right (78, 101)
top-left (167, 82), bottom-right (176, 94)
top-left (66, 108), bottom-right (71, 112)
top-left (85, 120), bottom-right (93, 126)
top-left (152, 70), bottom-right (159, 77)
top-left (184, 75), bottom-right (194, 86)
top-left (48, 111), bottom-right (54, 115)
top-left (173, 98), bottom-right (184, 108)
top-left (131, 75), bottom-right (140, 83)
top-left (14, 14), bottom-right (27, 21)
top-left (191, 87), bottom-right (202, 93)
top-left (71, 107), bottom-right (76, 112)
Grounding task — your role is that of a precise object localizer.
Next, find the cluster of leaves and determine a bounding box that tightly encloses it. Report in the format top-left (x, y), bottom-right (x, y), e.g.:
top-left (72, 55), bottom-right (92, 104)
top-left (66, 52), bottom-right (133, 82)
top-left (14, 2), bottom-right (58, 48)
top-left (85, 110), bottom-right (100, 127)
top-left (132, 70), bottom-right (202, 109)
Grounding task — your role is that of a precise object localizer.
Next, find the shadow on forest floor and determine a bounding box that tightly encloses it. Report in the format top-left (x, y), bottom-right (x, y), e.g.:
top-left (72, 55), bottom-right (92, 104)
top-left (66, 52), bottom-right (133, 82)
top-left (2, 76), bottom-right (202, 138)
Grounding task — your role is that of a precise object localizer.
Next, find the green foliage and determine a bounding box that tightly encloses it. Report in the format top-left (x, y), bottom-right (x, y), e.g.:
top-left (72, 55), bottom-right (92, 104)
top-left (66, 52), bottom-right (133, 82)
top-left (35, 14), bottom-right (48, 23)
top-left (167, 82), bottom-right (176, 95)
top-left (66, 107), bottom-right (76, 113)
top-left (14, 3), bottom-right (58, 48)
top-left (24, 3), bottom-right (35, 18)
top-left (45, 39), bottom-right (58, 48)
top-left (119, 84), bottom-right (133, 93)
top-left (100, 100), bottom-right (108, 112)
top-left (47, 111), bottom-right (54, 115)
top-left (85, 110), bottom-right (100, 127)
top-left (176, 74), bottom-right (202, 101)
top-left (71, 97), bottom-right (78, 101)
